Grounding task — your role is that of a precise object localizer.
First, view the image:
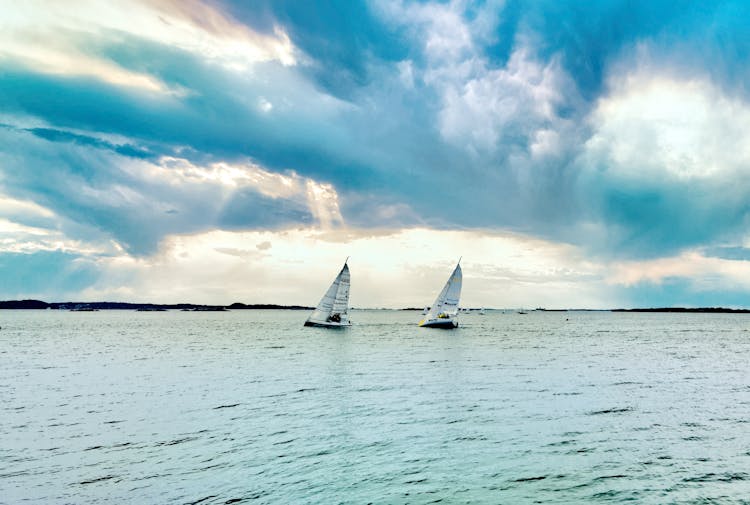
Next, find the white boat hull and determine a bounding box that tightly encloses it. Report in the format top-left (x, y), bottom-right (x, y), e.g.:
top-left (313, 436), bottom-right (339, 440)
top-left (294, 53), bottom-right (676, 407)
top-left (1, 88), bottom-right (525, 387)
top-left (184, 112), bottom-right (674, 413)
top-left (304, 320), bottom-right (351, 328)
top-left (419, 318), bottom-right (458, 329)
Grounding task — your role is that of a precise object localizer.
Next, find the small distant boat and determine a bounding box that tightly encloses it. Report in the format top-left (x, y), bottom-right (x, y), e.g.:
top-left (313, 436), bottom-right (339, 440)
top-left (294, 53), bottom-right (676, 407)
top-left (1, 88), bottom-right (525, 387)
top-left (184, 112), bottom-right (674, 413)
top-left (419, 260), bottom-right (462, 329)
top-left (304, 259), bottom-right (351, 328)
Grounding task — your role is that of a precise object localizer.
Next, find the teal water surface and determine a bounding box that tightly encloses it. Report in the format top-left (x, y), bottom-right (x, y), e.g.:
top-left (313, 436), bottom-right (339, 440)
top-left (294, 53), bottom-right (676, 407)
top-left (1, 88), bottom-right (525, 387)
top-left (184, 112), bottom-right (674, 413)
top-left (2, 310), bottom-right (750, 503)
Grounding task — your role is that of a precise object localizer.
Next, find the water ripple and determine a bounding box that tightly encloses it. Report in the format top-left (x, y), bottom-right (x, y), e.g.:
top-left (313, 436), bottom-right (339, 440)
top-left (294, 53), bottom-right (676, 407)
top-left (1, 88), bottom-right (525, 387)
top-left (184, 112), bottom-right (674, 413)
top-left (2, 309), bottom-right (750, 503)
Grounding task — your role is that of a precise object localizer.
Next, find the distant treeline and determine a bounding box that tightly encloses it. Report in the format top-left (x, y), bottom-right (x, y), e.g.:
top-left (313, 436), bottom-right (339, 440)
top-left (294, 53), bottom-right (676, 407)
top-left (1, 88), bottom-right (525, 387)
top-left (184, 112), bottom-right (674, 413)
top-left (0, 300), bottom-right (313, 310)
top-left (3, 300), bottom-right (748, 312)
top-left (613, 307), bottom-right (750, 313)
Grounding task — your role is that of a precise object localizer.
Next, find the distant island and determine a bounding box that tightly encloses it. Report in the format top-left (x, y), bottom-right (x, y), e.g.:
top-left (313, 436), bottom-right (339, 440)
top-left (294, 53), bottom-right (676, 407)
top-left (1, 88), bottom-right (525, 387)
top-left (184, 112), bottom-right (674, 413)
top-left (612, 307), bottom-right (750, 313)
top-left (0, 300), bottom-right (313, 310)
top-left (2, 300), bottom-right (749, 313)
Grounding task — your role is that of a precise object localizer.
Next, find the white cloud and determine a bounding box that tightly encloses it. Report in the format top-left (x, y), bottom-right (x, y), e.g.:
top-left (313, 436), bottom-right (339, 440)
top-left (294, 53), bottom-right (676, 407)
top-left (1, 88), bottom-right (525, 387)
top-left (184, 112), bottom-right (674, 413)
top-left (438, 49), bottom-right (572, 155)
top-left (0, 0), bottom-right (297, 93)
top-left (374, 0), bottom-right (577, 157)
top-left (397, 60), bottom-right (415, 89)
top-left (0, 195), bottom-right (119, 255)
top-left (305, 180), bottom-right (343, 228)
top-left (152, 157), bottom-right (300, 194)
top-left (609, 250), bottom-right (750, 293)
top-left (0, 39), bottom-right (173, 93)
top-left (0, 196), bottom-right (56, 219)
top-left (0, 122), bottom-right (350, 258)
top-left (78, 227), bottom-right (614, 308)
top-left (0, 216), bottom-right (113, 256)
top-left (258, 97), bottom-right (274, 113)
top-left (583, 72), bottom-right (750, 180)
top-left (0, 218), bottom-right (51, 236)
top-left (134, 156), bottom-right (344, 228)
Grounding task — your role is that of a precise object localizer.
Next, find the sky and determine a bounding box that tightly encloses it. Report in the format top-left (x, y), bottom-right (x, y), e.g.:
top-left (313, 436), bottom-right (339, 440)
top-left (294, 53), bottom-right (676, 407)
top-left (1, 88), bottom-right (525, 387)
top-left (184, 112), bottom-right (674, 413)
top-left (3, 0), bottom-right (750, 308)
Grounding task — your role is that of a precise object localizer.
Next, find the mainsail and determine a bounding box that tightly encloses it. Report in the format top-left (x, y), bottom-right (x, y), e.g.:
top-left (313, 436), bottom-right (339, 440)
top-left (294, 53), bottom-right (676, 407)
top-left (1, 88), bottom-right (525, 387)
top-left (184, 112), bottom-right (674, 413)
top-left (304, 261), bottom-right (351, 327)
top-left (420, 261), bottom-right (462, 328)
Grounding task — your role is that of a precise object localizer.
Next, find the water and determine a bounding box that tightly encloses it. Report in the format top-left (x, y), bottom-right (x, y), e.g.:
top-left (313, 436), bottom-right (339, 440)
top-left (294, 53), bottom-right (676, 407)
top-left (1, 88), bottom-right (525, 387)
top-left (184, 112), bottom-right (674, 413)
top-left (2, 309), bottom-right (750, 504)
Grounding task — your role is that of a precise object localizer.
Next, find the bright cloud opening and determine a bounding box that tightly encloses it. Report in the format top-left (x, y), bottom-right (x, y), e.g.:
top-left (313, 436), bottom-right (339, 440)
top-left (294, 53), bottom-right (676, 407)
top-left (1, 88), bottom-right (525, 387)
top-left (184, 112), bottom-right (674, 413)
top-left (0, 0), bottom-right (296, 93)
top-left (586, 73), bottom-right (750, 179)
top-left (77, 227), bottom-right (612, 309)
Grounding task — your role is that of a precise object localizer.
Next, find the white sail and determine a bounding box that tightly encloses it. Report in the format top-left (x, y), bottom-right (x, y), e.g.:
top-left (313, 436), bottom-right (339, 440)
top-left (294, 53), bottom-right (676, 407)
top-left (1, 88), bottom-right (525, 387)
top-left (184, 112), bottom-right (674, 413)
top-left (420, 262), bottom-right (462, 328)
top-left (305, 262), bottom-right (351, 327)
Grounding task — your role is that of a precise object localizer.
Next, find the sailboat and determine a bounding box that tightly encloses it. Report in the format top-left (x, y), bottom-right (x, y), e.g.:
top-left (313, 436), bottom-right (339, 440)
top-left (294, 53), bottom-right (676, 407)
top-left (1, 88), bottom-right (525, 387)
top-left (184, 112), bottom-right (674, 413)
top-left (304, 260), bottom-right (351, 328)
top-left (419, 260), bottom-right (462, 329)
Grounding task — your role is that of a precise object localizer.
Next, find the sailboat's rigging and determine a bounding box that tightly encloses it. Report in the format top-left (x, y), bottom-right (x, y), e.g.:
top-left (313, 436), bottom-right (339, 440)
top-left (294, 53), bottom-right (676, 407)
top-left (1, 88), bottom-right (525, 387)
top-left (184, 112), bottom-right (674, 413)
top-left (419, 260), bottom-right (462, 329)
top-left (304, 260), bottom-right (351, 328)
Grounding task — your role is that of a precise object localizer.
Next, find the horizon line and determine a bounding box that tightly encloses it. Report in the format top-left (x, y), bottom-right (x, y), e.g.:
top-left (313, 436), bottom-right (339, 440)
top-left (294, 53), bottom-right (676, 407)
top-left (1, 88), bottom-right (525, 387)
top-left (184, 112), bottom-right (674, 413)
top-left (2, 299), bottom-right (750, 313)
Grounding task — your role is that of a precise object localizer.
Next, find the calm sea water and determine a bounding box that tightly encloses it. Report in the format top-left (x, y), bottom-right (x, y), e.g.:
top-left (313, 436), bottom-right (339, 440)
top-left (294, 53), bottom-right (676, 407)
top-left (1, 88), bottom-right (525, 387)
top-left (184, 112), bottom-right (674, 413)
top-left (2, 309), bottom-right (750, 504)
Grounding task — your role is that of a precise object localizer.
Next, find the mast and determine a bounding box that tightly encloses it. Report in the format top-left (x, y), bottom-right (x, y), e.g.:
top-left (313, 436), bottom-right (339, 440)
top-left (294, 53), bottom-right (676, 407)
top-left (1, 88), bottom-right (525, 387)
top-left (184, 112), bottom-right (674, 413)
top-left (305, 260), bottom-right (351, 326)
top-left (424, 260), bottom-right (462, 320)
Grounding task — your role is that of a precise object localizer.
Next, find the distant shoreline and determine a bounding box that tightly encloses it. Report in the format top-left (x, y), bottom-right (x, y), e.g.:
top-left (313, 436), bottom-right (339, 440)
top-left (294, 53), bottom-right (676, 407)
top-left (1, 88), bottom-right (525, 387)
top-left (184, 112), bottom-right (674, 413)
top-left (0, 300), bottom-right (313, 311)
top-left (611, 307), bottom-right (750, 313)
top-left (1, 300), bottom-right (750, 313)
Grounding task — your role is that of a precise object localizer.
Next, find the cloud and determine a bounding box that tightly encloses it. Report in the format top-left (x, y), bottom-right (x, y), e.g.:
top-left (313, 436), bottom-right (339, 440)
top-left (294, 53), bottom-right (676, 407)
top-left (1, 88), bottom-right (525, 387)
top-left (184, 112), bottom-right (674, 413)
top-left (4, 0), bottom-right (750, 306)
top-left (0, 195), bottom-right (55, 223)
top-left (5, 222), bottom-right (750, 309)
top-left (0, 0), bottom-right (296, 95)
top-left (611, 251), bottom-right (738, 287)
top-left (576, 68), bottom-right (750, 258)
top-left (26, 127), bottom-right (156, 159)
top-left (222, 0), bottom-right (412, 97)
top-left (0, 0), bottom-right (550, 244)
top-left (437, 48), bottom-right (571, 155)
top-left (584, 72), bottom-right (750, 180)
top-left (608, 248), bottom-right (750, 308)
top-left (0, 125), bottom-right (345, 254)
top-left (70, 226), bottom-right (613, 308)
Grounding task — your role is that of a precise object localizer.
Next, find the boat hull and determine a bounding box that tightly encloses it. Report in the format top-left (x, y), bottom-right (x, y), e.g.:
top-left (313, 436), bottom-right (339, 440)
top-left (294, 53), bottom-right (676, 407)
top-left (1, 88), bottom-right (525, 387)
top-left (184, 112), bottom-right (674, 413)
top-left (304, 320), bottom-right (351, 328)
top-left (419, 318), bottom-right (458, 329)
